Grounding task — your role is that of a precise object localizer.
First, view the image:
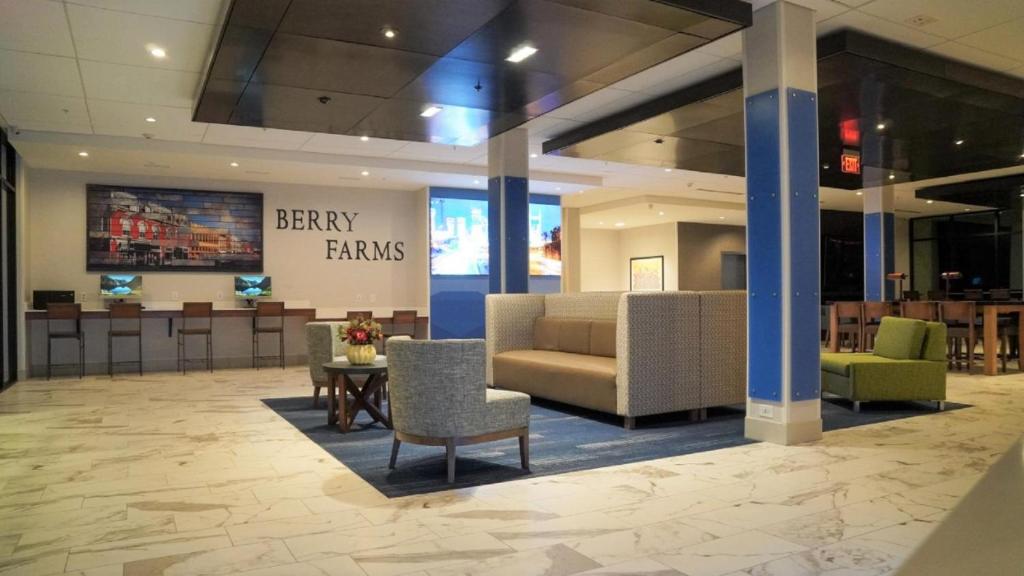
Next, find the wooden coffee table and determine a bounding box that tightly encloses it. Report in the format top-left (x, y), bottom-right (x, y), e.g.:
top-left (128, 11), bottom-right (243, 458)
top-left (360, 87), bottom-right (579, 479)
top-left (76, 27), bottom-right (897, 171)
top-left (322, 357), bottom-right (391, 432)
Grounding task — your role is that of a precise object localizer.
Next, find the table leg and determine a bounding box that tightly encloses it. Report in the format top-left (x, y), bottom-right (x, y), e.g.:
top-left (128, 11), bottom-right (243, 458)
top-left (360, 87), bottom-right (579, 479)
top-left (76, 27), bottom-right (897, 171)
top-left (340, 374), bottom-right (354, 432)
top-left (327, 373), bottom-right (338, 425)
top-left (828, 303), bottom-right (839, 352)
top-left (984, 306), bottom-right (998, 376)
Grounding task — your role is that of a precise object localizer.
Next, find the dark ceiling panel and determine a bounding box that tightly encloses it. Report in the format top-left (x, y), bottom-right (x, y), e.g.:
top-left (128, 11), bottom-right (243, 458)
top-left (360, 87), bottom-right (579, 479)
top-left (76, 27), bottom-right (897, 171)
top-left (544, 31), bottom-right (1024, 190)
top-left (195, 0), bottom-right (753, 143)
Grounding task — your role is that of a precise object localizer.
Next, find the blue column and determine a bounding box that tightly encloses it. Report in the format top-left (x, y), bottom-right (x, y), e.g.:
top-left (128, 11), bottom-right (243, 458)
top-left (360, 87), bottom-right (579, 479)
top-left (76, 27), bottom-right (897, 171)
top-left (863, 174), bottom-right (896, 301)
top-left (487, 128), bottom-right (529, 294)
top-left (743, 1), bottom-right (823, 445)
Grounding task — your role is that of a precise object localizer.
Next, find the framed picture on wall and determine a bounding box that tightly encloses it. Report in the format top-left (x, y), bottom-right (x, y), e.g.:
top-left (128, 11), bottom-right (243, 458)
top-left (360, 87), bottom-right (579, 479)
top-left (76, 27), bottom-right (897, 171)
top-left (86, 184), bottom-right (263, 272)
top-left (630, 255), bottom-right (664, 291)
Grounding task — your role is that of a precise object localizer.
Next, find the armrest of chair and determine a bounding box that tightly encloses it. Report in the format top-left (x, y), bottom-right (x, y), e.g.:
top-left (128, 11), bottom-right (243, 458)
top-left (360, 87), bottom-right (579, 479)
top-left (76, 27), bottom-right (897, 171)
top-left (304, 321), bottom-right (348, 385)
top-left (616, 292), bottom-right (702, 416)
top-left (484, 294), bottom-right (545, 385)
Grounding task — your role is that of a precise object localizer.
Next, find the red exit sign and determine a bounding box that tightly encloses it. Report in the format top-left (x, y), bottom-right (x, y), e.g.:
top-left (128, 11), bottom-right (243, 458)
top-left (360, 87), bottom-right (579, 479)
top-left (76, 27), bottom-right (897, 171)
top-left (841, 153), bottom-right (861, 175)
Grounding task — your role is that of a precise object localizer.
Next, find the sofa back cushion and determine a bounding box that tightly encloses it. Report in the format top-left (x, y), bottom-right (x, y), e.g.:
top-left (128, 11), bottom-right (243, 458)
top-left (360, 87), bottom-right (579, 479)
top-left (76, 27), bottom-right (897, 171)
top-left (921, 321), bottom-right (948, 362)
top-left (590, 320), bottom-right (617, 357)
top-left (533, 317), bottom-right (615, 357)
top-left (873, 316), bottom-right (927, 360)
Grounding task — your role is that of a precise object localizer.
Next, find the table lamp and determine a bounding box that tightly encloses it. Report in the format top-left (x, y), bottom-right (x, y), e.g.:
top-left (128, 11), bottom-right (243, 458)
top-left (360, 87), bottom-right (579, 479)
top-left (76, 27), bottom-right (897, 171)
top-left (940, 271), bottom-right (962, 299)
top-left (887, 272), bottom-right (908, 301)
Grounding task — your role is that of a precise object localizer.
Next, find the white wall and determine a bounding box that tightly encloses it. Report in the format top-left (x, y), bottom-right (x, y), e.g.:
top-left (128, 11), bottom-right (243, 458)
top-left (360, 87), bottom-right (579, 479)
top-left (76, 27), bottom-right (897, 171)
top-left (580, 222), bottom-right (679, 291)
top-left (25, 169), bottom-right (427, 315)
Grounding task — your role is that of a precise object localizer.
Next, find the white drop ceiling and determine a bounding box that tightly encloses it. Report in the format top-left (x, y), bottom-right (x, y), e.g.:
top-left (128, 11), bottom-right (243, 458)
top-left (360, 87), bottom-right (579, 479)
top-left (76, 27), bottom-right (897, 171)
top-left (2, 0), bottom-right (1023, 229)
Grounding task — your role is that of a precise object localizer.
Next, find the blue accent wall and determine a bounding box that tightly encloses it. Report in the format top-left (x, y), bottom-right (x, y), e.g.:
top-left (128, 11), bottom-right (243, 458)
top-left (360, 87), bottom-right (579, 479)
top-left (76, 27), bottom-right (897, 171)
top-left (487, 177), bottom-right (502, 294)
top-left (786, 88), bottom-right (821, 403)
top-left (503, 176), bottom-right (530, 294)
top-left (864, 211), bottom-right (882, 301)
top-left (745, 89), bottom-right (783, 402)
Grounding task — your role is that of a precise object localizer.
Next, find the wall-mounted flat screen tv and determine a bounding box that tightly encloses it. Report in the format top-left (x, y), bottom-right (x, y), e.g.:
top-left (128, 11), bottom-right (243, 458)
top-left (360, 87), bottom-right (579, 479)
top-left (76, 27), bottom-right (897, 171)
top-left (100, 274), bottom-right (142, 297)
top-left (235, 275), bottom-right (272, 298)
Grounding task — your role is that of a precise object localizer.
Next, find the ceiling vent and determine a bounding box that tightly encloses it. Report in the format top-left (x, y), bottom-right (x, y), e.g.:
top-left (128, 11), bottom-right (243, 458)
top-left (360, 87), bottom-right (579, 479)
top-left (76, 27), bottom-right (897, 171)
top-left (905, 14), bottom-right (938, 27)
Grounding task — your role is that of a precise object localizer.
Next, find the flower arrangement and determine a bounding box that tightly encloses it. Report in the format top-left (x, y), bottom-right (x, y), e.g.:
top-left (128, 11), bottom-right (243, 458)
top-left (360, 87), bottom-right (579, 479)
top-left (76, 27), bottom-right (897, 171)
top-left (340, 317), bottom-right (383, 346)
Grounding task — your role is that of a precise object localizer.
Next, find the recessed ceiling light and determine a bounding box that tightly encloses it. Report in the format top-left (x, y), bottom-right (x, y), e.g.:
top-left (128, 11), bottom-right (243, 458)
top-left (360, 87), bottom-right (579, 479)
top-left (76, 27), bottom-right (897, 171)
top-left (473, 179), bottom-right (480, 185)
top-left (555, 187), bottom-right (561, 191)
top-left (360, 135), bottom-right (369, 142)
top-left (361, 170), bottom-right (370, 176)
top-left (856, 191), bottom-right (863, 196)
top-left (147, 45), bottom-right (166, 59)
top-left (964, 208), bottom-right (971, 212)
top-left (506, 45), bottom-right (538, 63)
top-left (888, 173), bottom-right (895, 180)
top-left (614, 222), bottom-right (625, 227)
top-left (78, 151), bottom-right (89, 157)
top-left (718, 216), bottom-right (725, 220)
top-left (926, 199), bottom-right (934, 204)
top-left (1019, 193), bottom-right (1024, 198)
top-left (530, 153), bottom-right (538, 158)
top-left (229, 161), bottom-right (239, 167)
top-left (658, 211), bottom-right (665, 216)
top-left (420, 105), bottom-right (442, 118)
top-left (1019, 153), bottom-right (1024, 159)
top-left (876, 123), bottom-right (886, 130)
top-left (599, 221), bottom-right (605, 225)
top-left (955, 139), bottom-right (964, 146)
top-left (382, 27), bottom-right (397, 39)
top-left (145, 116), bottom-right (156, 123)
top-left (663, 168), bottom-right (672, 173)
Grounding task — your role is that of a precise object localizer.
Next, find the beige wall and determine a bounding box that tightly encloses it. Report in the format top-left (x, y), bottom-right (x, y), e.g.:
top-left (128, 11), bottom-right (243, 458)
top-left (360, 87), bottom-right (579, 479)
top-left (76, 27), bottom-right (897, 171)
top-left (677, 222), bottom-right (746, 291)
top-left (580, 222), bottom-right (679, 291)
top-left (25, 169), bottom-right (428, 316)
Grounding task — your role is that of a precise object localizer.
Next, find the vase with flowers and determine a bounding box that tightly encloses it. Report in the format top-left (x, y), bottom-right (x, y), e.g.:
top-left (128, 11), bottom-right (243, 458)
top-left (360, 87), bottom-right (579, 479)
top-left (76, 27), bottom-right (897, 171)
top-left (340, 317), bottom-right (382, 365)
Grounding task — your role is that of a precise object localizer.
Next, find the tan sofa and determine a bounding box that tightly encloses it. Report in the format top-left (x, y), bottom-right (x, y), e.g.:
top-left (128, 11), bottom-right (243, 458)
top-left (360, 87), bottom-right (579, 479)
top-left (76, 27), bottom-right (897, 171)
top-left (486, 291), bottom-right (746, 428)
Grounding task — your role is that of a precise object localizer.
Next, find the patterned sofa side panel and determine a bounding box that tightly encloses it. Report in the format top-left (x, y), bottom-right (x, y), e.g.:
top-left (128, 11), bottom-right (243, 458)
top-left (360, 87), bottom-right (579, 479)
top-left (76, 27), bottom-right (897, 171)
top-left (699, 291), bottom-right (747, 408)
top-left (544, 292), bottom-right (621, 319)
top-left (616, 292), bottom-right (702, 417)
top-left (484, 294), bottom-right (546, 385)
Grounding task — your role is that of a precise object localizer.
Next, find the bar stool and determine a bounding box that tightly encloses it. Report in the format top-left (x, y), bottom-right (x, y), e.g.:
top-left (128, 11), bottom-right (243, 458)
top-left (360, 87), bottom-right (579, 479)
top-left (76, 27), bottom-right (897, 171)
top-left (926, 290), bottom-right (945, 302)
top-left (901, 301), bottom-right (939, 321)
top-left (963, 289), bottom-right (984, 301)
top-left (834, 302), bottom-right (864, 352)
top-left (902, 290), bottom-right (921, 301)
top-left (46, 302), bottom-right (84, 379)
top-left (178, 302), bottom-right (213, 373)
top-left (384, 310), bottom-right (417, 352)
top-left (108, 302), bottom-right (142, 376)
top-left (253, 301), bottom-right (285, 369)
top-left (346, 310), bottom-right (373, 322)
top-left (939, 301), bottom-right (976, 371)
top-left (862, 301), bottom-right (895, 351)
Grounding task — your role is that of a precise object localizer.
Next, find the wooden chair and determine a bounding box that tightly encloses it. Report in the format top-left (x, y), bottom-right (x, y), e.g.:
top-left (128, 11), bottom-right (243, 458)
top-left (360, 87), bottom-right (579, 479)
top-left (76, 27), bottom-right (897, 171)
top-left (863, 301), bottom-right (896, 351)
top-left (984, 289), bottom-right (1015, 371)
top-left (178, 302), bottom-right (213, 373)
top-left (108, 303), bottom-right (142, 376)
top-left (346, 310), bottom-right (373, 322)
top-left (963, 289), bottom-right (984, 301)
top-left (384, 310), bottom-right (418, 353)
top-left (46, 302), bottom-right (84, 379)
top-left (990, 288), bottom-right (1012, 301)
top-left (834, 302), bottom-right (865, 352)
top-left (939, 301), bottom-right (976, 372)
top-left (901, 301), bottom-right (939, 321)
top-left (926, 290), bottom-right (945, 302)
top-left (902, 290), bottom-right (921, 301)
top-left (253, 301), bottom-right (285, 369)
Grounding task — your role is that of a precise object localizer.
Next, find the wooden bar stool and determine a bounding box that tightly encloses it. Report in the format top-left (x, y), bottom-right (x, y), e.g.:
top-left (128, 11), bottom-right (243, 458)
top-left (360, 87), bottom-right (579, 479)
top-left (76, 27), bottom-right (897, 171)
top-left (46, 302), bottom-right (84, 379)
top-left (108, 302), bottom-right (142, 376)
top-left (178, 302), bottom-right (213, 373)
top-left (383, 310), bottom-right (417, 352)
top-left (901, 301), bottom-right (939, 321)
top-left (963, 289), bottom-right (984, 301)
top-left (863, 301), bottom-right (895, 351)
top-left (939, 301), bottom-right (976, 371)
top-left (834, 301), bottom-right (865, 352)
top-left (902, 290), bottom-right (921, 301)
top-left (253, 301), bottom-right (285, 369)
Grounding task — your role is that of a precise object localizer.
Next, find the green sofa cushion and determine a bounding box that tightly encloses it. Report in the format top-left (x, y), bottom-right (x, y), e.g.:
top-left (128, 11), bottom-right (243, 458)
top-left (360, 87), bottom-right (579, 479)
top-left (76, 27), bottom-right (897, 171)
top-left (821, 353), bottom-right (877, 376)
top-left (921, 321), bottom-right (948, 362)
top-left (873, 317), bottom-right (927, 360)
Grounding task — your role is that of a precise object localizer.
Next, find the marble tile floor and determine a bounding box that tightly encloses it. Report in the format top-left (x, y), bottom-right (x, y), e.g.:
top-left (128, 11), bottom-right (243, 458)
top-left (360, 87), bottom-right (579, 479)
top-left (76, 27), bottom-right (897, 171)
top-left (0, 367), bottom-right (1021, 576)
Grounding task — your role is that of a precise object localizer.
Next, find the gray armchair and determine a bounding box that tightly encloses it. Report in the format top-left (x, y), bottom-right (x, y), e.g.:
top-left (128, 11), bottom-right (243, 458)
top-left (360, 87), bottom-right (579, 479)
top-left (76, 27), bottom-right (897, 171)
top-left (386, 339), bottom-right (531, 483)
top-left (304, 321), bottom-right (349, 407)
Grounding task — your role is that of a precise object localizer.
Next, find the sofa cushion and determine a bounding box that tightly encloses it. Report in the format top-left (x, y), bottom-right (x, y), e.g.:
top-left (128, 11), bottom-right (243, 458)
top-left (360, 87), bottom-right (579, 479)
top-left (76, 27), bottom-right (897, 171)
top-left (493, 350), bottom-right (617, 414)
top-left (873, 317), bottom-right (927, 360)
top-left (533, 317), bottom-right (560, 351)
top-left (589, 320), bottom-right (617, 357)
top-left (821, 353), bottom-right (903, 376)
top-left (558, 319), bottom-right (593, 354)
top-left (921, 321), bottom-right (948, 362)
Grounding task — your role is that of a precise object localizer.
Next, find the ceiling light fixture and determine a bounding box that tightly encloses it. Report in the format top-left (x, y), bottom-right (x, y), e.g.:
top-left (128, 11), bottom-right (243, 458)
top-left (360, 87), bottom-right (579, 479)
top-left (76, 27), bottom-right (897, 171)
top-left (856, 191), bottom-right (863, 196)
top-left (614, 222), bottom-right (625, 227)
top-left (145, 116), bottom-right (156, 123)
top-left (530, 153), bottom-right (538, 158)
top-left (78, 151), bottom-right (89, 157)
top-left (955, 139), bottom-right (964, 146)
top-left (473, 179), bottom-right (480, 185)
top-left (229, 161), bottom-right (239, 167)
top-left (964, 208), bottom-right (971, 212)
top-left (420, 105), bottom-right (442, 118)
top-left (718, 216), bottom-right (725, 220)
top-left (506, 45), bottom-right (538, 63)
top-left (876, 123), bottom-right (886, 130)
top-left (926, 199), bottom-right (934, 204)
top-left (555, 187), bottom-right (561, 191)
top-left (147, 45), bottom-right (166, 59)
top-left (361, 170), bottom-right (370, 176)
top-left (382, 27), bottom-right (397, 39)
top-left (888, 173), bottom-right (895, 180)
top-left (663, 168), bottom-right (672, 173)
top-left (360, 135), bottom-right (369, 142)
top-left (659, 211), bottom-right (665, 216)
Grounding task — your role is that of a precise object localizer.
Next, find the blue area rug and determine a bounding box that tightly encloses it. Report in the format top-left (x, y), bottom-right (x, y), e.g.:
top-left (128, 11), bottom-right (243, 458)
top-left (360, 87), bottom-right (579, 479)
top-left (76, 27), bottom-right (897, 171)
top-left (262, 396), bottom-right (965, 498)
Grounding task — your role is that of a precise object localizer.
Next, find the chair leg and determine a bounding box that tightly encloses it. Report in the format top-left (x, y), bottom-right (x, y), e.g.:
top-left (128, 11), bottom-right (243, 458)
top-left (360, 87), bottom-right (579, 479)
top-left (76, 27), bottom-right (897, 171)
top-left (937, 401), bottom-right (945, 411)
top-left (79, 338), bottom-right (84, 379)
top-left (624, 416), bottom-right (636, 430)
top-left (313, 386), bottom-right (321, 408)
top-left (46, 337), bottom-right (51, 380)
top-left (1000, 334), bottom-right (1008, 373)
top-left (108, 333), bottom-right (113, 377)
top-left (519, 432), bottom-right (529, 471)
top-left (389, 437), bottom-right (401, 470)
top-left (253, 332), bottom-right (257, 370)
top-left (208, 334), bottom-right (213, 372)
top-left (138, 334), bottom-right (143, 376)
top-left (445, 439), bottom-right (456, 483)
top-left (853, 401), bottom-right (861, 413)
top-left (279, 332), bottom-right (285, 369)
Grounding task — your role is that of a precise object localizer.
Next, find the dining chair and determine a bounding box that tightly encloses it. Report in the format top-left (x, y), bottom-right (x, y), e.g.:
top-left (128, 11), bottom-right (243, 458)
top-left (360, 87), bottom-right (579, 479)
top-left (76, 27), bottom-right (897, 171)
top-left (901, 301), bottom-right (939, 321)
top-left (108, 302), bottom-right (143, 376)
top-left (178, 302), bottom-right (213, 373)
top-left (346, 310), bottom-right (373, 322)
top-left (253, 301), bottom-right (285, 369)
top-left (46, 302), bottom-right (84, 379)
top-left (863, 301), bottom-right (896, 351)
top-left (939, 301), bottom-right (976, 371)
top-left (902, 290), bottom-right (921, 302)
top-left (963, 289), bottom-right (984, 301)
top-left (834, 302), bottom-right (865, 352)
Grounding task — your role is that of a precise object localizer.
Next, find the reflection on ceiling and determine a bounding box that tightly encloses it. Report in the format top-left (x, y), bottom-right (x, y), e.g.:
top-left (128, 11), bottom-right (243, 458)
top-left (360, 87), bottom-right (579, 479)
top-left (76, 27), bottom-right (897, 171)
top-left (544, 31), bottom-right (1024, 190)
top-left (194, 0), bottom-right (751, 146)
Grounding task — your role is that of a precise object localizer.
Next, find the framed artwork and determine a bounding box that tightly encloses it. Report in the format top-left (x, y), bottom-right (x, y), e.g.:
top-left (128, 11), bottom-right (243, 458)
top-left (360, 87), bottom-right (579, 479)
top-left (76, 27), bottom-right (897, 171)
top-left (86, 184), bottom-right (263, 272)
top-left (630, 255), bottom-right (664, 291)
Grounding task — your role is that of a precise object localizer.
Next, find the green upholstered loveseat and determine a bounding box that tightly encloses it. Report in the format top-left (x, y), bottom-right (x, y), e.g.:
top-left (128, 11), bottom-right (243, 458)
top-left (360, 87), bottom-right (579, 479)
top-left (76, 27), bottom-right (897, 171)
top-left (821, 316), bottom-right (947, 412)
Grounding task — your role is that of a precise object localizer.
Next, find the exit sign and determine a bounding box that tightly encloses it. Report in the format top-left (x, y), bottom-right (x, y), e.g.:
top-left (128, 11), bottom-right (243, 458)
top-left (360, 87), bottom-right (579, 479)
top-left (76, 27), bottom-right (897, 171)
top-left (841, 153), bottom-right (861, 175)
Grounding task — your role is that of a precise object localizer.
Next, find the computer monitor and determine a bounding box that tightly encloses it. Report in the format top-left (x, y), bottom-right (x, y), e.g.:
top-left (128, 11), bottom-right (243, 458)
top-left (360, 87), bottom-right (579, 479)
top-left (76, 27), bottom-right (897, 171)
top-left (234, 275), bottom-right (271, 298)
top-left (100, 275), bottom-right (142, 298)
